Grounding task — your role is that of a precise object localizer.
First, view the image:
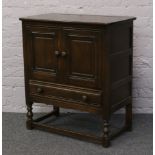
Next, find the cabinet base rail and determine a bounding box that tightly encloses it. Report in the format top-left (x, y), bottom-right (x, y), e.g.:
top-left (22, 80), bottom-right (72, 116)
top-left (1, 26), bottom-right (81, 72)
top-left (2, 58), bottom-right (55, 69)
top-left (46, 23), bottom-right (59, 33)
top-left (27, 110), bottom-right (131, 147)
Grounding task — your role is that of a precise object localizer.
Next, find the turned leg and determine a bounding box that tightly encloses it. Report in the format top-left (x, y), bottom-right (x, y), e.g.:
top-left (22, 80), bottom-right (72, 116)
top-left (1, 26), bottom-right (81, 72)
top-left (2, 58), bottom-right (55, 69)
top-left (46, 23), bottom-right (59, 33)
top-left (125, 103), bottom-right (132, 131)
top-left (102, 120), bottom-right (110, 147)
top-left (53, 106), bottom-right (60, 117)
top-left (26, 102), bottom-right (33, 130)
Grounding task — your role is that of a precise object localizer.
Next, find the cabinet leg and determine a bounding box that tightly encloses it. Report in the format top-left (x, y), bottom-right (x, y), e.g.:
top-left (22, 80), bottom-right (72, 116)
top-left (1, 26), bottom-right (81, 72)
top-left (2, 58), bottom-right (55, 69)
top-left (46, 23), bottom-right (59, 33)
top-left (53, 106), bottom-right (60, 117)
top-left (26, 102), bottom-right (33, 130)
top-left (125, 103), bottom-right (132, 131)
top-left (102, 120), bottom-right (110, 147)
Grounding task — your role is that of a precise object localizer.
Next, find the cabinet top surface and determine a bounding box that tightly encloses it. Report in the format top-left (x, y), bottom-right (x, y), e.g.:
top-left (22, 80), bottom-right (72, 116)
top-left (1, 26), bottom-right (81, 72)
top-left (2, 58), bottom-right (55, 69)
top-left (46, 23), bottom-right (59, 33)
top-left (20, 13), bottom-right (136, 25)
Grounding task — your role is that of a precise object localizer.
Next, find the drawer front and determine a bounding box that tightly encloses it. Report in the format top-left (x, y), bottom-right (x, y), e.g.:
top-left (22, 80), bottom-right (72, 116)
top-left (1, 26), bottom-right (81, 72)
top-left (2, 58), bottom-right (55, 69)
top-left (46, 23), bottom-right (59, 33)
top-left (29, 82), bottom-right (102, 106)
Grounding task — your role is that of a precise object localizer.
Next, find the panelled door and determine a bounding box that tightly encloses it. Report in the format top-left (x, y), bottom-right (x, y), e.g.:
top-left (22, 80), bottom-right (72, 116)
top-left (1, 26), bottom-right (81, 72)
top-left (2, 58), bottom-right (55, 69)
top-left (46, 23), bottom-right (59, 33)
top-left (61, 27), bottom-right (102, 89)
top-left (25, 24), bottom-right (101, 89)
top-left (25, 25), bottom-right (60, 83)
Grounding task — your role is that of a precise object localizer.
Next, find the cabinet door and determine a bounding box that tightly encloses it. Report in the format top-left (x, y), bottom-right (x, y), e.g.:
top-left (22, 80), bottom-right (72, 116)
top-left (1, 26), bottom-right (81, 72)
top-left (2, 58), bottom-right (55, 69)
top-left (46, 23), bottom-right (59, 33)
top-left (25, 25), bottom-right (60, 82)
top-left (62, 28), bottom-right (102, 89)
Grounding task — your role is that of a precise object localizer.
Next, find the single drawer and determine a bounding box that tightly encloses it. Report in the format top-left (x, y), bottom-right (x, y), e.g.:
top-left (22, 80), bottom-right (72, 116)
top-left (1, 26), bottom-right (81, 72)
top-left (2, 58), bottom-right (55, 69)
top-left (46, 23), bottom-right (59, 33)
top-left (29, 82), bottom-right (102, 106)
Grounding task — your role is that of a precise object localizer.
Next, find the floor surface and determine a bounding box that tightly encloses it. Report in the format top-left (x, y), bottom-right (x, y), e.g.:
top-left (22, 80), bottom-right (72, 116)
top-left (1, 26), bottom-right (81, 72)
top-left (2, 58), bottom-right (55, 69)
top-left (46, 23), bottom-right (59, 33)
top-left (3, 112), bottom-right (153, 155)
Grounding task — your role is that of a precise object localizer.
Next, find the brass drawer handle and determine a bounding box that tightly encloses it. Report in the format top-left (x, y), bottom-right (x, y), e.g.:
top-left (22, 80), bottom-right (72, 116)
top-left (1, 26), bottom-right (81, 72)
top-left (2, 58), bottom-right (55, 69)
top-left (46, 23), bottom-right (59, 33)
top-left (61, 51), bottom-right (67, 57)
top-left (36, 87), bottom-right (43, 94)
top-left (55, 51), bottom-right (60, 57)
top-left (82, 95), bottom-right (88, 102)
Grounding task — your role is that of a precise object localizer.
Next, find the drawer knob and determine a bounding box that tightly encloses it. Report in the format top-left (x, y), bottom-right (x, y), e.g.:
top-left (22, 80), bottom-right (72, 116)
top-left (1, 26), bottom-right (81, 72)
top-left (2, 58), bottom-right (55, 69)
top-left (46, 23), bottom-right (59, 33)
top-left (61, 51), bottom-right (67, 57)
top-left (82, 95), bottom-right (88, 102)
top-left (36, 87), bottom-right (43, 93)
top-left (55, 51), bottom-right (60, 56)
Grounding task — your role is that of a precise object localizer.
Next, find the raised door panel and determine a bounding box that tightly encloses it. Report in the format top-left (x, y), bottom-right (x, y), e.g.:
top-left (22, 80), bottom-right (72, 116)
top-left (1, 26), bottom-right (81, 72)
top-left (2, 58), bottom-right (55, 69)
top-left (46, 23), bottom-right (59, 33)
top-left (62, 28), bottom-right (102, 89)
top-left (26, 25), bottom-right (60, 82)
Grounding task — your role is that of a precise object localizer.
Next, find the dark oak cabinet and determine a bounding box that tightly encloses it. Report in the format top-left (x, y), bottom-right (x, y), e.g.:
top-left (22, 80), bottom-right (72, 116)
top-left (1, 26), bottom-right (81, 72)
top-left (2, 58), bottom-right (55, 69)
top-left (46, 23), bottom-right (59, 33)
top-left (20, 13), bottom-right (136, 147)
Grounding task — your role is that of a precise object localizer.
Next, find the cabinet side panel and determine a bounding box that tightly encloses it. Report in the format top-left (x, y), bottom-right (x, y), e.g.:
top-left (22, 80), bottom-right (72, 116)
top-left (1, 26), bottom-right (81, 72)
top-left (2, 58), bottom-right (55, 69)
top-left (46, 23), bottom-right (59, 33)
top-left (109, 21), bottom-right (133, 112)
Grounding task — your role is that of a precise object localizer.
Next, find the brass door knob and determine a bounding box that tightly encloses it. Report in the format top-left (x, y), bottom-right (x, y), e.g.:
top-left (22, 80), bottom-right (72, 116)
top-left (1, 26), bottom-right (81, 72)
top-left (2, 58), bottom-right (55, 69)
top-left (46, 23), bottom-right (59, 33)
top-left (36, 87), bottom-right (43, 93)
top-left (61, 51), bottom-right (67, 57)
top-left (55, 51), bottom-right (60, 57)
top-left (82, 95), bottom-right (88, 102)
